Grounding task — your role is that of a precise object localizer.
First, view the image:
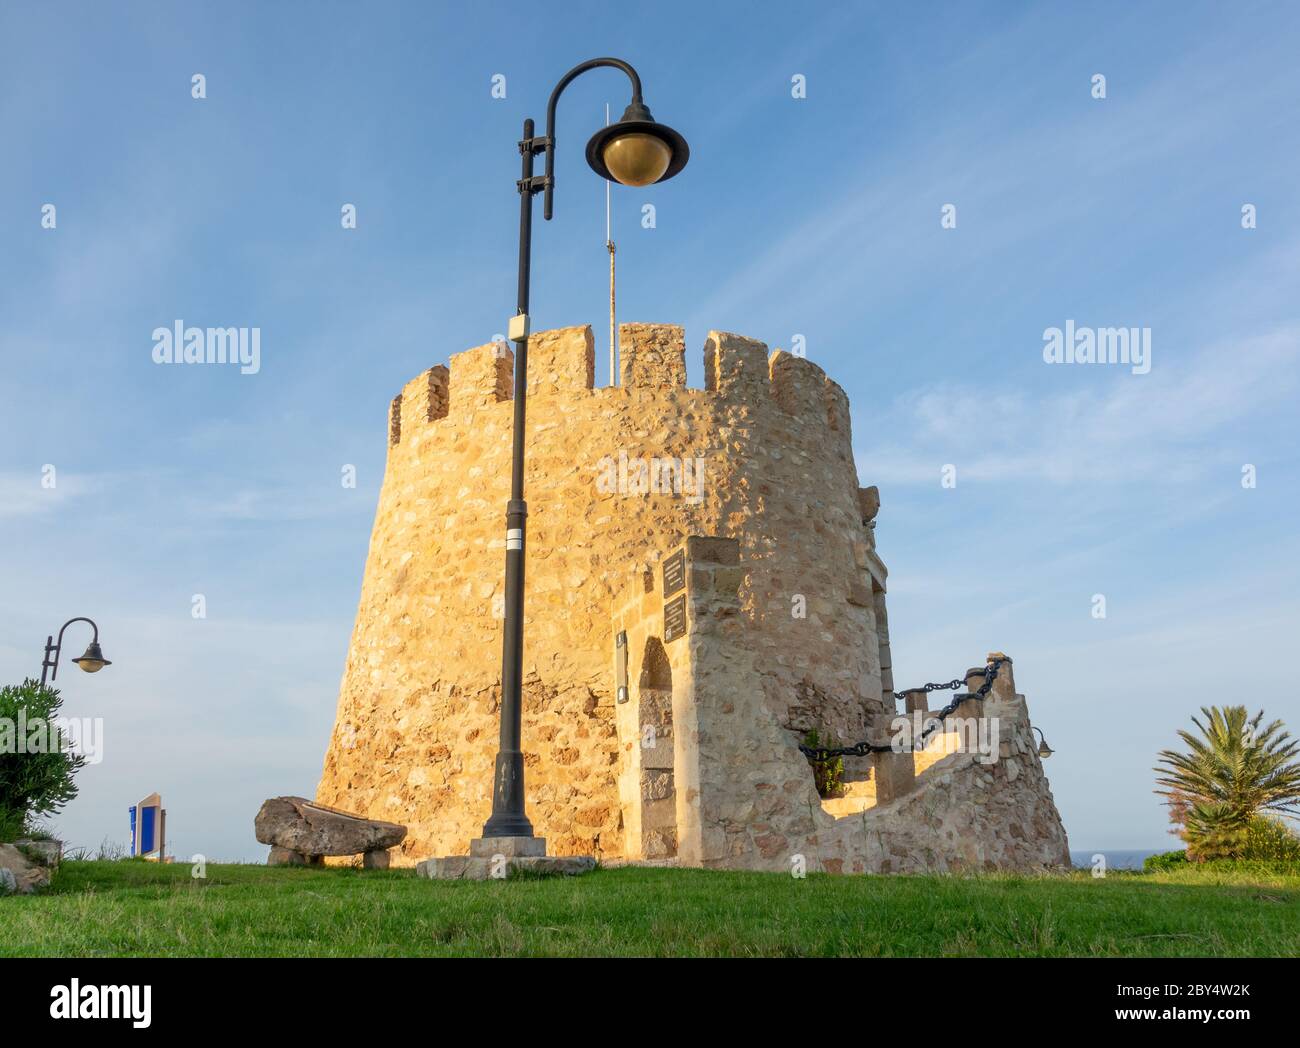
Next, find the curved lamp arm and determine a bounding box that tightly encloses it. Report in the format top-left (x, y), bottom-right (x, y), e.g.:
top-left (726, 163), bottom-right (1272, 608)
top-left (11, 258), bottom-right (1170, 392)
top-left (42, 616), bottom-right (102, 684)
top-left (542, 57), bottom-right (643, 220)
top-left (55, 616), bottom-right (100, 650)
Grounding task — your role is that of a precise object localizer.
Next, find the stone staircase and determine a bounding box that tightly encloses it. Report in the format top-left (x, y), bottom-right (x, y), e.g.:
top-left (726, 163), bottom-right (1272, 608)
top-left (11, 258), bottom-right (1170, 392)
top-left (817, 728), bottom-right (969, 820)
top-left (820, 773), bottom-right (877, 818)
top-left (912, 729), bottom-right (964, 775)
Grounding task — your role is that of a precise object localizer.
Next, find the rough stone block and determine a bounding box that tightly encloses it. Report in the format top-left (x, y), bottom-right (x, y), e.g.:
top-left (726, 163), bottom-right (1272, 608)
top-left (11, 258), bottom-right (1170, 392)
top-left (388, 393), bottom-right (402, 447)
top-left (529, 324), bottom-right (594, 395)
top-left (450, 341), bottom-right (513, 413)
top-left (415, 854), bottom-right (596, 879)
top-left (641, 797), bottom-right (677, 831)
top-left (13, 838), bottom-right (61, 867)
top-left (267, 846), bottom-right (319, 867)
top-left (689, 564), bottom-right (715, 593)
top-left (703, 331), bottom-right (768, 402)
top-left (509, 855), bottom-right (597, 877)
top-left (710, 566), bottom-right (742, 598)
top-left (0, 842), bottom-right (52, 894)
top-left (469, 835), bottom-right (547, 858)
top-left (641, 830), bottom-right (677, 860)
top-left (400, 365), bottom-right (450, 437)
top-left (858, 485), bottom-right (881, 523)
top-left (848, 578), bottom-right (873, 607)
top-left (770, 349), bottom-right (827, 417)
top-left (416, 856), bottom-right (490, 880)
top-left (685, 535), bottom-right (739, 565)
top-left (256, 796), bottom-right (406, 857)
top-left (619, 323), bottom-right (685, 390)
top-left (873, 751), bottom-right (916, 804)
top-left (826, 378), bottom-right (852, 441)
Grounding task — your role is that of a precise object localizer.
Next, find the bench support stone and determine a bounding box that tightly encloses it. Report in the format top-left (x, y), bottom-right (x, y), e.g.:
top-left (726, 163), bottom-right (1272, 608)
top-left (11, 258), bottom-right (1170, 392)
top-left (362, 848), bottom-right (391, 869)
top-left (268, 847), bottom-right (322, 867)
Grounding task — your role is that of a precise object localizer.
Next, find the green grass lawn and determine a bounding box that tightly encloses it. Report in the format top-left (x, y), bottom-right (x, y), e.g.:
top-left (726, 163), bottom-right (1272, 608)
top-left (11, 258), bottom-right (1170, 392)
top-left (2, 860), bottom-right (1297, 957)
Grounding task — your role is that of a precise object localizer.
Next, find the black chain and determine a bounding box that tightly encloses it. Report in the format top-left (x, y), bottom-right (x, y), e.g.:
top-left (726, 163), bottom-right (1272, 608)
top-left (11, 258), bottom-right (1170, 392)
top-left (798, 658), bottom-right (1006, 763)
top-left (893, 678), bottom-right (965, 700)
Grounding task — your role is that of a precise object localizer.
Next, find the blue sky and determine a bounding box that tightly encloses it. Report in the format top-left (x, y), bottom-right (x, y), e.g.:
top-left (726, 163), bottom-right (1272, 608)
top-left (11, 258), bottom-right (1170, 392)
top-left (2, 1), bottom-right (1297, 862)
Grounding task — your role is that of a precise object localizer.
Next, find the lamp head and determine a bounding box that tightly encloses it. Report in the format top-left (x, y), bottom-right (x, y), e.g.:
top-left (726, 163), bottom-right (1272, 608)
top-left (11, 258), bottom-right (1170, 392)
top-left (72, 641), bottom-right (111, 674)
top-left (586, 100), bottom-right (689, 187)
top-left (1032, 726), bottom-right (1054, 759)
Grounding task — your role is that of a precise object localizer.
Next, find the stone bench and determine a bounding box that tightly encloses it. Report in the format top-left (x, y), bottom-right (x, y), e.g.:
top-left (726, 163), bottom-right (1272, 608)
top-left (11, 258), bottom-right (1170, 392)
top-left (255, 796), bottom-right (406, 868)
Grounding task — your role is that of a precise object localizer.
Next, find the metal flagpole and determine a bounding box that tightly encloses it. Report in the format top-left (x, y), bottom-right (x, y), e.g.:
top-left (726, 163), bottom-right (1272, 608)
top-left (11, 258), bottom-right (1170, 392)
top-left (606, 103), bottom-right (617, 387)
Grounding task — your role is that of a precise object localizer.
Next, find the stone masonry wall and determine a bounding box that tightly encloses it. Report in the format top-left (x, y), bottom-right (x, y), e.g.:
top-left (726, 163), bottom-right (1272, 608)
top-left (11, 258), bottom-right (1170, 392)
top-left (683, 629), bottom-right (1071, 873)
top-left (610, 529), bottom-right (1070, 872)
top-left (317, 324), bottom-right (885, 864)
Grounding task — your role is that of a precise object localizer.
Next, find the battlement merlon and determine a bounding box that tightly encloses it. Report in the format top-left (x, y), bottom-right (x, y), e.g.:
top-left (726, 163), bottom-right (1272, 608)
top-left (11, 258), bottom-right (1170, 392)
top-left (385, 324), bottom-right (856, 450)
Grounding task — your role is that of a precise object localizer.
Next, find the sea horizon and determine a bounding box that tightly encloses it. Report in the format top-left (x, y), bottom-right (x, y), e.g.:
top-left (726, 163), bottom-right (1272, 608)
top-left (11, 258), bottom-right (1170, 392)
top-left (1069, 848), bottom-right (1173, 870)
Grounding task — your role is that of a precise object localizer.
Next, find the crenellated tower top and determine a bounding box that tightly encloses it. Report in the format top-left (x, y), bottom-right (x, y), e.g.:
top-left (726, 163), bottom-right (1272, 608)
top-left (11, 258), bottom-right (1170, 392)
top-left (385, 323), bottom-right (854, 465)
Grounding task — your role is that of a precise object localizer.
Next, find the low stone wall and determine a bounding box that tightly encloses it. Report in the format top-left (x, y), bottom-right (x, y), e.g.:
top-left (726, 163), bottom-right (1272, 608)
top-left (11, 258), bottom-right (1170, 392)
top-left (748, 655), bottom-right (1071, 878)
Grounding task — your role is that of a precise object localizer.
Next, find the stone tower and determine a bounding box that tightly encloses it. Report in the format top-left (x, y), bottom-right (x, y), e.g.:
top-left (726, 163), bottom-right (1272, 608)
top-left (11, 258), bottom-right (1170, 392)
top-left (316, 323), bottom-right (1070, 872)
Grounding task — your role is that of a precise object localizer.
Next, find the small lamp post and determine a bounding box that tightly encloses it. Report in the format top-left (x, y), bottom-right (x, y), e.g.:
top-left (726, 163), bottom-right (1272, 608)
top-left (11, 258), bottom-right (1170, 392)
top-left (40, 617), bottom-right (112, 687)
top-left (1032, 726), bottom-right (1054, 759)
top-left (480, 57), bottom-right (689, 843)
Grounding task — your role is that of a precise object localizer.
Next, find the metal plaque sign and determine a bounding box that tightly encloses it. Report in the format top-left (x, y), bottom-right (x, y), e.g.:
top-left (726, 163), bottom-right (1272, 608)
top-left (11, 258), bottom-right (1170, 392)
top-left (664, 594), bottom-right (687, 643)
top-left (663, 548), bottom-right (686, 597)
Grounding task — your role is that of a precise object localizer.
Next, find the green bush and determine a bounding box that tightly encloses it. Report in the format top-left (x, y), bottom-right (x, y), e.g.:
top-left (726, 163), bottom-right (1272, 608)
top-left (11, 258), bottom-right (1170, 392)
top-left (1143, 849), bottom-right (1189, 872)
top-left (0, 807), bottom-right (21, 843)
top-left (803, 729), bottom-right (845, 799)
top-left (1143, 819), bottom-right (1300, 875)
top-left (1241, 815), bottom-right (1300, 864)
top-left (0, 679), bottom-right (86, 840)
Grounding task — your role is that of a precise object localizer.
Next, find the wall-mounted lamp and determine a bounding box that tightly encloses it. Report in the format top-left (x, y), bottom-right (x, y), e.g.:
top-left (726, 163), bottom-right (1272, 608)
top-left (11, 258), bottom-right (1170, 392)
top-left (1032, 725), bottom-right (1054, 759)
top-left (41, 616), bottom-right (112, 686)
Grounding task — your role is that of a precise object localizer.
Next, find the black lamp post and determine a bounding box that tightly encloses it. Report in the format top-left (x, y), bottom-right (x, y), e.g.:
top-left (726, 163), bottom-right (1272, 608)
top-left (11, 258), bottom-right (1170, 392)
top-left (480, 58), bottom-right (690, 841)
top-left (40, 616), bottom-right (111, 687)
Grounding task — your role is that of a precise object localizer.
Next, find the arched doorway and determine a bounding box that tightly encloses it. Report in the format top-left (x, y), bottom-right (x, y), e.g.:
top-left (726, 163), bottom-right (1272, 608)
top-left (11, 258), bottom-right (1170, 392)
top-left (638, 637), bottom-right (677, 859)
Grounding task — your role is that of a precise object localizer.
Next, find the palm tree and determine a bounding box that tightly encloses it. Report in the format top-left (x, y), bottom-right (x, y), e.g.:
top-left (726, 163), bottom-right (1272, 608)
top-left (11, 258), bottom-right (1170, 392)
top-left (1155, 706), bottom-right (1300, 859)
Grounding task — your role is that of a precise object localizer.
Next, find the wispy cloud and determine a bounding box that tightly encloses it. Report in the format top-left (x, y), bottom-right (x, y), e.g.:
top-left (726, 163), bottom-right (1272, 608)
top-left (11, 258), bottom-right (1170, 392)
top-left (687, 14), bottom-right (1300, 330)
top-left (859, 323), bottom-right (1299, 486)
top-left (0, 470), bottom-right (106, 518)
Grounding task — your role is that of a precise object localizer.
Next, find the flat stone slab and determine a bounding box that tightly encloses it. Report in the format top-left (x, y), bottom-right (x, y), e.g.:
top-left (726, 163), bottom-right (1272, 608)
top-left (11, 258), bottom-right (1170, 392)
top-left (255, 796), bottom-right (406, 858)
top-left (469, 835), bottom-right (546, 858)
top-left (416, 855), bottom-right (596, 881)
